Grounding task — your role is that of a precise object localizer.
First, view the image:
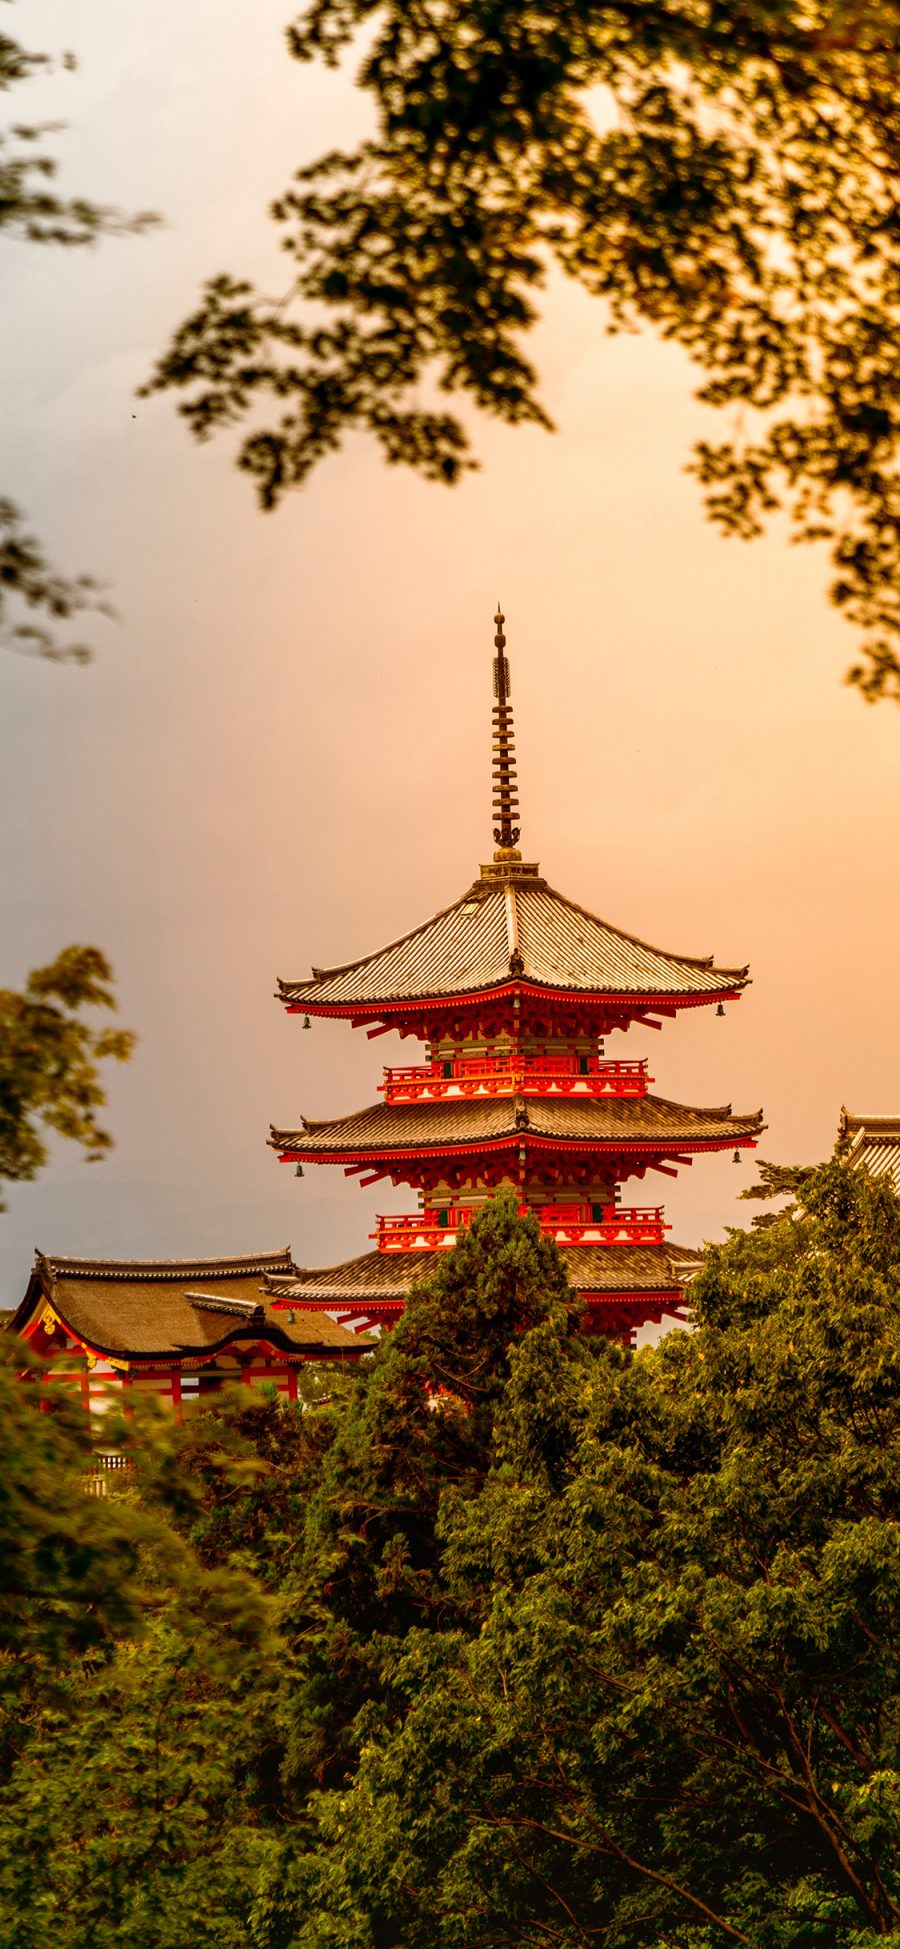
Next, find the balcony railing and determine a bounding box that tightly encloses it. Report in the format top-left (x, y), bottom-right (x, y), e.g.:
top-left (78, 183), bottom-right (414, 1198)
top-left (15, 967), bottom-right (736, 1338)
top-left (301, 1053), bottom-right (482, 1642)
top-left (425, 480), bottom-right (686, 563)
top-left (373, 1204), bottom-right (669, 1252)
top-left (381, 1054), bottom-right (650, 1104)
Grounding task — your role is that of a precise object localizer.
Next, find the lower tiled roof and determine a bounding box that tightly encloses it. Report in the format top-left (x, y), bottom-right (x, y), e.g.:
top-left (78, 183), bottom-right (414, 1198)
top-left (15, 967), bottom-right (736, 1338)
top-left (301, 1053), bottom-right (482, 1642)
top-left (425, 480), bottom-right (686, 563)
top-left (269, 1240), bottom-right (700, 1305)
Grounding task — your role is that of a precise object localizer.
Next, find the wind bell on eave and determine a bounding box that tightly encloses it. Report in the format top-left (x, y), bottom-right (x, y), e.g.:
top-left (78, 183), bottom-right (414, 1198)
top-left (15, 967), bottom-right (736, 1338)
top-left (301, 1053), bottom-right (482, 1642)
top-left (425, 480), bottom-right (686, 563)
top-left (492, 605), bottom-right (521, 855)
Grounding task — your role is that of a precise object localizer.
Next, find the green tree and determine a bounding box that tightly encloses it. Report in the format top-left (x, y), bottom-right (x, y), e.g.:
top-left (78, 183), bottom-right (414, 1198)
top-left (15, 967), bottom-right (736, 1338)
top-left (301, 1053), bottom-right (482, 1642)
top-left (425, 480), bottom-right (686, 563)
top-left (282, 1190), bottom-right (585, 1794)
top-left (268, 1163), bottom-right (900, 1946)
top-left (127, 1193), bottom-right (588, 1943)
top-left (1, 12), bottom-right (151, 1201)
top-left (147, 0), bottom-right (900, 700)
top-left (0, 1345), bottom-right (148, 1787)
top-left (0, 945), bottom-right (134, 1210)
top-left (0, 1352), bottom-right (280, 1949)
top-left (7, 1175), bottom-right (900, 1945)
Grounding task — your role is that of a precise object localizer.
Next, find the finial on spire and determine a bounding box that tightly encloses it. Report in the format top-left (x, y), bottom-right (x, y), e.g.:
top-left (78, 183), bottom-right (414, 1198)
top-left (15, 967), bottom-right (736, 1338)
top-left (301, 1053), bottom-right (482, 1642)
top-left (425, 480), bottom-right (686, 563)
top-left (491, 604), bottom-right (521, 852)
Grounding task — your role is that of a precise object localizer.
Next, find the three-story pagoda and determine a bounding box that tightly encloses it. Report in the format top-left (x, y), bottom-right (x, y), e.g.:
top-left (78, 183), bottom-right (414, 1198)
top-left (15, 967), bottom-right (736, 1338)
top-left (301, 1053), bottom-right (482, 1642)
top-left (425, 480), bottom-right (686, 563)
top-left (268, 613), bottom-right (763, 1341)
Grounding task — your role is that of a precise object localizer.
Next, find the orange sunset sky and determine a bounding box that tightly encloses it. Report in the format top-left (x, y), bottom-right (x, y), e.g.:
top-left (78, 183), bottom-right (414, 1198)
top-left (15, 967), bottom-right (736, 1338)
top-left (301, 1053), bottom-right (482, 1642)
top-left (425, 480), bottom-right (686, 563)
top-left (3, 0), bottom-right (900, 1313)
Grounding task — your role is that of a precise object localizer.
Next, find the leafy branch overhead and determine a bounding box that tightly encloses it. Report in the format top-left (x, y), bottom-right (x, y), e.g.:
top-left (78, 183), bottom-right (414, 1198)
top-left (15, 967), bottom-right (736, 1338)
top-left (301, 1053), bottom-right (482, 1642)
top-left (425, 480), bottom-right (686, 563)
top-left (0, 28), bottom-right (157, 247)
top-left (1, 20), bottom-right (156, 664)
top-left (0, 947), bottom-right (135, 1209)
top-left (0, 499), bottom-right (112, 665)
top-left (146, 0), bottom-right (900, 699)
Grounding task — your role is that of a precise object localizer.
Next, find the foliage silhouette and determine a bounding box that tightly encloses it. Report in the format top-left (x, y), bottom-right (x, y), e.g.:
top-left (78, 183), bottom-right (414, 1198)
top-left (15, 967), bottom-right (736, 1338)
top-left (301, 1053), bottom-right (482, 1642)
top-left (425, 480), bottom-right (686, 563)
top-left (147, 0), bottom-right (900, 699)
top-left (1, 12), bottom-right (155, 664)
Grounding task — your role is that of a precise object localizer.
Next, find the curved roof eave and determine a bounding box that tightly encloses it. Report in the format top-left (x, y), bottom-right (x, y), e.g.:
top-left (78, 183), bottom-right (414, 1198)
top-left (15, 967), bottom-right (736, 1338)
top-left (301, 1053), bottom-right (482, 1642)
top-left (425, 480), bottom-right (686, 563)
top-left (276, 873), bottom-right (750, 1012)
top-left (271, 1093), bottom-right (765, 1157)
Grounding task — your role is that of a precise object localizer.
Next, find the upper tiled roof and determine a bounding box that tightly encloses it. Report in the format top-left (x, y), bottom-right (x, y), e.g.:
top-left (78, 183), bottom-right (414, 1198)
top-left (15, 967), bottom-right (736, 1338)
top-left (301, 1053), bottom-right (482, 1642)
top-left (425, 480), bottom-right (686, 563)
top-left (12, 1250), bottom-right (363, 1360)
top-left (272, 1092), bottom-right (764, 1156)
top-left (278, 867), bottom-right (749, 1013)
top-left (839, 1109), bottom-right (900, 1195)
top-left (269, 1240), bottom-right (700, 1304)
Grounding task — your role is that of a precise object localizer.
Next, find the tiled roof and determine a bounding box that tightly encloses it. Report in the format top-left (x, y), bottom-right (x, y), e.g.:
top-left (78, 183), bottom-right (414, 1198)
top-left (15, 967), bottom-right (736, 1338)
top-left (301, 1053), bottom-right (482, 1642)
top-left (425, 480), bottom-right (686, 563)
top-left (12, 1251), bottom-right (363, 1360)
top-left (272, 1092), bottom-right (764, 1156)
top-left (269, 1240), bottom-right (700, 1304)
top-left (839, 1109), bottom-right (900, 1195)
top-left (278, 868), bottom-right (749, 1011)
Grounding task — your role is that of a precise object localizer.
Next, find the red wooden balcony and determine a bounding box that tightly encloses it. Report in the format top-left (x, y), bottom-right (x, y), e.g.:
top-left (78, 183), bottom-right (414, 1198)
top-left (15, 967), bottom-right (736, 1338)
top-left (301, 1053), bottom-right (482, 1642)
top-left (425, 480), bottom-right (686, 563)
top-left (380, 1054), bottom-right (650, 1104)
top-left (373, 1204), bottom-right (669, 1252)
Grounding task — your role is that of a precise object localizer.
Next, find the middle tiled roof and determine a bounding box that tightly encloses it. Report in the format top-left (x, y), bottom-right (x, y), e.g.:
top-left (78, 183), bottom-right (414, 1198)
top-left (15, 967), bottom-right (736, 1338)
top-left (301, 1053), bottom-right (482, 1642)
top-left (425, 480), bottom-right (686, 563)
top-left (271, 1092), bottom-right (764, 1156)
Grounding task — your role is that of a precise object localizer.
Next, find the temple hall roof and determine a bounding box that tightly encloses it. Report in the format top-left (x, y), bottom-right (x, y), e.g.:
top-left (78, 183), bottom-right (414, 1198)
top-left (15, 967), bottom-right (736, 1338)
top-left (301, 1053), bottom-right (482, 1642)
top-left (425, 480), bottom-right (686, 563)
top-left (277, 868), bottom-right (749, 1016)
top-left (12, 1249), bottom-right (366, 1361)
top-left (272, 1093), bottom-right (764, 1158)
top-left (839, 1109), bottom-right (900, 1194)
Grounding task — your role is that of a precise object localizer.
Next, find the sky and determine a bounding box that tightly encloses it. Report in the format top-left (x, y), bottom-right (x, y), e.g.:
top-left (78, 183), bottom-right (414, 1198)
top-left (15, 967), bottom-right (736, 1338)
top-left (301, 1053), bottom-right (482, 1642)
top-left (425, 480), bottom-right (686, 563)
top-left (3, 0), bottom-right (899, 1318)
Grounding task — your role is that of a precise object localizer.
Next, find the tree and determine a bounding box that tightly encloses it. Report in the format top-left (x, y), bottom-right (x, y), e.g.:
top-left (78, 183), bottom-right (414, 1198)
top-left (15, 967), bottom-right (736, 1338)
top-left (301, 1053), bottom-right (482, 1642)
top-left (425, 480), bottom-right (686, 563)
top-left (7, 1174), bottom-right (900, 1943)
top-left (266, 1163), bottom-right (900, 1946)
top-left (1, 13), bottom-right (155, 663)
top-left (1, 12), bottom-right (151, 1198)
top-left (0, 1343), bottom-right (148, 1789)
top-left (280, 1190), bottom-right (586, 1794)
top-left (147, 0), bottom-right (900, 700)
top-left (0, 1348), bottom-right (280, 1949)
top-left (0, 946), bottom-right (134, 1210)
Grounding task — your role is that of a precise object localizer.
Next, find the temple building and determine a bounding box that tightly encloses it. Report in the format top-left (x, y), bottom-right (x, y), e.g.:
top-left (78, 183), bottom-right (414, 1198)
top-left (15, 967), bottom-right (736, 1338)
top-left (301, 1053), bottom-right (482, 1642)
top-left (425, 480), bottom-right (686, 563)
top-left (267, 612), bottom-right (764, 1342)
top-left (839, 1109), bottom-right (900, 1193)
top-left (10, 1250), bottom-right (367, 1409)
top-left (9, 611), bottom-right (763, 1400)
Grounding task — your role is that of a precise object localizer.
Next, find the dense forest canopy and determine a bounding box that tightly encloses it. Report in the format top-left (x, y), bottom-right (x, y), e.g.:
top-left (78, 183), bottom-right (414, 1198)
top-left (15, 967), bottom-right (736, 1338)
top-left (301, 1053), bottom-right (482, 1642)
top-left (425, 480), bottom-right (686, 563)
top-left (4, 1172), bottom-right (900, 1944)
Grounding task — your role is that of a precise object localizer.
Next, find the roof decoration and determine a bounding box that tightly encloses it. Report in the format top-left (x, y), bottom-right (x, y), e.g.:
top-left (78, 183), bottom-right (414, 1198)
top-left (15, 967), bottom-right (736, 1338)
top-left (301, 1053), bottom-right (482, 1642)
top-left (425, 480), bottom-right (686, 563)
top-left (492, 606), bottom-right (520, 852)
top-left (185, 1292), bottom-right (266, 1324)
top-left (32, 1248), bottom-right (297, 1282)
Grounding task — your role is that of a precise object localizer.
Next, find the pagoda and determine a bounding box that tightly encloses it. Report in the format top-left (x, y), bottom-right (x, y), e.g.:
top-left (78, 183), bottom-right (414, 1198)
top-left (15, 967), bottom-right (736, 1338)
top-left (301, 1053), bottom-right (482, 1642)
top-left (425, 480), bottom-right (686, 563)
top-left (268, 612), bottom-right (763, 1341)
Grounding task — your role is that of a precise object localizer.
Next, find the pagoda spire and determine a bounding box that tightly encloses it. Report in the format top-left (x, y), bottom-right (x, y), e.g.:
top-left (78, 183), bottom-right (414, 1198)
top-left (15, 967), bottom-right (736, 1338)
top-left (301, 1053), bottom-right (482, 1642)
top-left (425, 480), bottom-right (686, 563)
top-left (492, 606), bottom-right (521, 852)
